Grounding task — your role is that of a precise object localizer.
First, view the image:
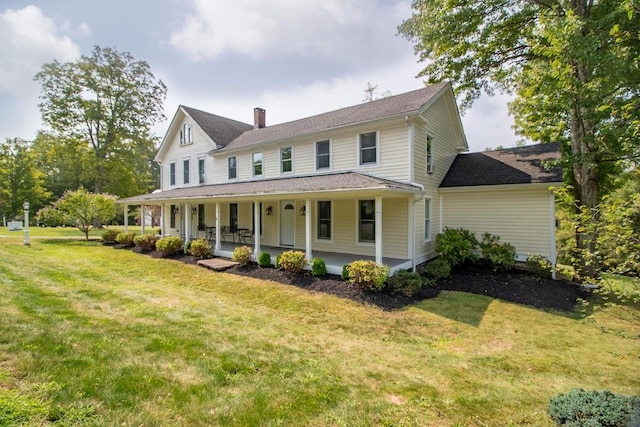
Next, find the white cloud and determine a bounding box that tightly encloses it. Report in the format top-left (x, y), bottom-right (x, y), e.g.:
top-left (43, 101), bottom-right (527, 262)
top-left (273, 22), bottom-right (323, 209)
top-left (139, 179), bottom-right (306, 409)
top-left (169, 0), bottom-right (408, 64)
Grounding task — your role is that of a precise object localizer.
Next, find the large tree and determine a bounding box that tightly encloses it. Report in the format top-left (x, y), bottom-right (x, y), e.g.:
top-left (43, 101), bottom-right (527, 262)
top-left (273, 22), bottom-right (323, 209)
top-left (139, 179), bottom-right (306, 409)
top-left (399, 0), bottom-right (640, 277)
top-left (34, 46), bottom-right (167, 194)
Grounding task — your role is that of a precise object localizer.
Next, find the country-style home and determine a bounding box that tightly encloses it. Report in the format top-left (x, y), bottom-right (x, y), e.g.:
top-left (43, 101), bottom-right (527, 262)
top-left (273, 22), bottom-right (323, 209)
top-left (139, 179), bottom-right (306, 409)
top-left (119, 82), bottom-right (562, 275)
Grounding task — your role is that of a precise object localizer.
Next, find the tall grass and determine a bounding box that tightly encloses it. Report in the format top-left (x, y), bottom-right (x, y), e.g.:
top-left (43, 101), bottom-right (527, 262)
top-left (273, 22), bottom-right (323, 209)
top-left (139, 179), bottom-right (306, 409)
top-left (0, 231), bottom-right (638, 426)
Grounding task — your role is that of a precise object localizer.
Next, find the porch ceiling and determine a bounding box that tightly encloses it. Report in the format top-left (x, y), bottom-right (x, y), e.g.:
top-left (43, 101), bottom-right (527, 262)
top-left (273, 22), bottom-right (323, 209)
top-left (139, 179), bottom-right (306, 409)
top-left (119, 171), bottom-right (422, 205)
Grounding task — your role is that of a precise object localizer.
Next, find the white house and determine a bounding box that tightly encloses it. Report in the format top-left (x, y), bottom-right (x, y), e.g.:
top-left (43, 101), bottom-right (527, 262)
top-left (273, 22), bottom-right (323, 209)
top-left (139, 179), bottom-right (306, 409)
top-left (120, 82), bottom-right (562, 274)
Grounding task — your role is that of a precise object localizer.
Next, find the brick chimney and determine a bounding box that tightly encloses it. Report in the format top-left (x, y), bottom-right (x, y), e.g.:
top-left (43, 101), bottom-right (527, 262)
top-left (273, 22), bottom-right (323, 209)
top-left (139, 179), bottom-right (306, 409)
top-left (254, 107), bottom-right (266, 129)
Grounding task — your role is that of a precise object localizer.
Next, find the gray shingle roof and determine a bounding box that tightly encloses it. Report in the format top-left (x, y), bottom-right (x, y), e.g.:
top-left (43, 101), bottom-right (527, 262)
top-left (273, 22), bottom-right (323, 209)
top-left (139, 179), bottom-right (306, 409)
top-left (119, 172), bottom-right (422, 204)
top-left (182, 106), bottom-right (253, 147)
top-left (439, 143), bottom-right (563, 188)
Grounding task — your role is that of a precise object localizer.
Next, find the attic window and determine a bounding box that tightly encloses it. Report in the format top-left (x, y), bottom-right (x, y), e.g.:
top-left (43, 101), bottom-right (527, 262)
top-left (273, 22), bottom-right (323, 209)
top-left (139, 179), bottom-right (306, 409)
top-left (180, 123), bottom-right (192, 145)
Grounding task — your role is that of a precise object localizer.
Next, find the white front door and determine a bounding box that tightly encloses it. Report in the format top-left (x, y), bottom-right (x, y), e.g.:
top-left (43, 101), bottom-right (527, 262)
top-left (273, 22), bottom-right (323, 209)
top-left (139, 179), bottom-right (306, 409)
top-left (280, 201), bottom-right (295, 246)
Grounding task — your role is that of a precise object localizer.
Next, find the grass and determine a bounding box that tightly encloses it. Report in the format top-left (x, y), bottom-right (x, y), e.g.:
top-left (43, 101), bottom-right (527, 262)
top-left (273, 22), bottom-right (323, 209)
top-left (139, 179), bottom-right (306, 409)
top-left (0, 228), bottom-right (638, 426)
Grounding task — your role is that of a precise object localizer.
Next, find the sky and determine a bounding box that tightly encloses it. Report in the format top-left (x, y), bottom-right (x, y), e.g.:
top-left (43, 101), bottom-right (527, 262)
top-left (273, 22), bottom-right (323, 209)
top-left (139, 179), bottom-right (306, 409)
top-left (0, 0), bottom-right (521, 153)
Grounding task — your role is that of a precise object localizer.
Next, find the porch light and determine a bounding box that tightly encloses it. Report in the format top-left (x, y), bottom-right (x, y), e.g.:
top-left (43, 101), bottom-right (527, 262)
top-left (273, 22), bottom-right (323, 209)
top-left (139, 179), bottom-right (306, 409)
top-left (300, 205), bottom-right (306, 216)
top-left (266, 206), bottom-right (273, 215)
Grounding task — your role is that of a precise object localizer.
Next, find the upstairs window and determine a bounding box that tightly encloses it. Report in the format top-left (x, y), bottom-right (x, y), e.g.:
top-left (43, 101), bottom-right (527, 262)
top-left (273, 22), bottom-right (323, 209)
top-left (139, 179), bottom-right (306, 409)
top-left (280, 147), bottom-right (292, 174)
top-left (424, 199), bottom-right (432, 241)
top-left (426, 134), bottom-right (434, 174)
top-left (252, 152), bottom-right (263, 177)
top-left (228, 156), bottom-right (237, 180)
top-left (169, 162), bottom-right (176, 186)
top-left (198, 157), bottom-right (205, 184)
top-left (183, 159), bottom-right (190, 184)
top-left (179, 123), bottom-right (192, 145)
top-left (359, 131), bottom-right (377, 166)
top-left (316, 140), bottom-right (330, 170)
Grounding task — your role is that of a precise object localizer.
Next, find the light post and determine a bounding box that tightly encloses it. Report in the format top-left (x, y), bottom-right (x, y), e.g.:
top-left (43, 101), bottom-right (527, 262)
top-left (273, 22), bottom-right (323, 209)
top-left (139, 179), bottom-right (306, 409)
top-left (23, 201), bottom-right (30, 246)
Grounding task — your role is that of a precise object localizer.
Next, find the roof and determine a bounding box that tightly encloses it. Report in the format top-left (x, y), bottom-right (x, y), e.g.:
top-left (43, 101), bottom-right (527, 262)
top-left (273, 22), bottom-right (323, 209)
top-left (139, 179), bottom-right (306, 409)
top-left (216, 81), bottom-right (451, 151)
top-left (439, 143), bottom-right (563, 188)
top-left (182, 106), bottom-right (253, 147)
top-left (119, 172), bottom-right (422, 204)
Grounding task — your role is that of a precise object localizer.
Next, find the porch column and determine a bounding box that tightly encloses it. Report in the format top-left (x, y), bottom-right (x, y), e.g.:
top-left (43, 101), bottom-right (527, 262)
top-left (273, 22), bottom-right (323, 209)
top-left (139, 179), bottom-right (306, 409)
top-left (305, 199), bottom-right (312, 262)
top-left (254, 200), bottom-right (261, 256)
top-left (141, 205), bottom-right (146, 235)
top-left (215, 202), bottom-right (221, 251)
top-left (375, 196), bottom-right (383, 265)
top-left (124, 205), bottom-right (128, 233)
top-left (185, 203), bottom-right (192, 244)
top-left (160, 205), bottom-right (165, 236)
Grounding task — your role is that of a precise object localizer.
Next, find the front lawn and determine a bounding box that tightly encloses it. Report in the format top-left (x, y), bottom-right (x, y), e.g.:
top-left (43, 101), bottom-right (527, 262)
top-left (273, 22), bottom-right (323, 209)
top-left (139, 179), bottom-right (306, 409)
top-left (0, 234), bottom-right (638, 425)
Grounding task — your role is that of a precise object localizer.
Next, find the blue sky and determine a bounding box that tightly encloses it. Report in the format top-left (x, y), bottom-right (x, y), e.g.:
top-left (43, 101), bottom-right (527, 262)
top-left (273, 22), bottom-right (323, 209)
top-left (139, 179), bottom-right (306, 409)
top-left (0, 0), bottom-right (519, 152)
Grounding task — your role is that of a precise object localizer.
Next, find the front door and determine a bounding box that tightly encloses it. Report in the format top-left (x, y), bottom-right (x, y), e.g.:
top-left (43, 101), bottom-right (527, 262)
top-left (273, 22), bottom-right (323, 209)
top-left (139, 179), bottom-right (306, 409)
top-left (280, 201), bottom-right (295, 246)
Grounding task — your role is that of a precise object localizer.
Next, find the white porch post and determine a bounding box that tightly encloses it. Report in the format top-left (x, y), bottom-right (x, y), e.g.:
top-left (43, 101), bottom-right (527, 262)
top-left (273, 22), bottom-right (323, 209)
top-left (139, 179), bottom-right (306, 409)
top-left (408, 197), bottom-right (416, 271)
top-left (549, 191), bottom-right (557, 279)
top-left (141, 205), bottom-right (146, 235)
top-left (160, 205), bottom-right (165, 236)
top-left (124, 205), bottom-right (129, 233)
top-left (215, 202), bottom-right (221, 251)
top-left (254, 200), bottom-right (261, 256)
top-left (375, 196), bottom-right (383, 265)
top-left (185, 204), bottom-right (192, 244)
top-left (305, 198), bottom-right (312, 262)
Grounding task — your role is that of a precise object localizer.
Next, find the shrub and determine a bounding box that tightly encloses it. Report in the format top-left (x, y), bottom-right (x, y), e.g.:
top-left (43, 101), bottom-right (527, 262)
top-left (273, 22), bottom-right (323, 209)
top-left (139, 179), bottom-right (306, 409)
top-left (232, 246), bottom-right (253, 265)
top-left (548, 388), bottom-right (640, 427)
top-left (101, 229), bottom-right (118, 243)
top-left (436, 227), bottom-right (479, 267)
top-left (115, 232), bottom-right (136, 246)
top-left (341, 264), bottom-right (350, 281)
top-left (480, 233), bottom-right (516, 270)
top-left (387, 270), bottom-right (424, 297)
top-left (257, 251), bottom-right (272, 267)
top-left (422, 257), bottom-right (452, 280)
top-left (278, 250), bottom-right (307, 274)
top-left (189, 239), bottom-right (212, 258)
top-left (346, 260), bottom-right (390, 292)
top-left (133, 234), bottom-right (158, 251)
top-left (183, 240), bottom-right (191, 255)
top-left (275, 254), bottom-right (283, 270)
top-left (156, 236), bottom-right (183, 256)
top-left (526, 254), bottom-right (553, 279)
top-left (311, 258), bottom-right (327, 277)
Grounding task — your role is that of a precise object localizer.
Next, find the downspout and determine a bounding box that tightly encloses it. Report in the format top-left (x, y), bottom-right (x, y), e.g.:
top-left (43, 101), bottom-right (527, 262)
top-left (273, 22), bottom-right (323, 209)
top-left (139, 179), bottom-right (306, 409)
top-left (549, 189), bottom-right (557, 279)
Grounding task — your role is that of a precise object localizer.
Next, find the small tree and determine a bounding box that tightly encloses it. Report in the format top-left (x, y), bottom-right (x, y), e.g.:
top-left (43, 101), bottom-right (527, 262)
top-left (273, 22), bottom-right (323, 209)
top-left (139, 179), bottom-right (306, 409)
top-left (36, 188), bottom-right (116, 240)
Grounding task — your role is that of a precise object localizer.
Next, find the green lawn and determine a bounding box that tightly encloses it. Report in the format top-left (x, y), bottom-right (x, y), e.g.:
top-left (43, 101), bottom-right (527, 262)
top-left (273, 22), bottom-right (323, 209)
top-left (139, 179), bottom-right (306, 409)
top-left (0, 229), bottom-right (638, 426)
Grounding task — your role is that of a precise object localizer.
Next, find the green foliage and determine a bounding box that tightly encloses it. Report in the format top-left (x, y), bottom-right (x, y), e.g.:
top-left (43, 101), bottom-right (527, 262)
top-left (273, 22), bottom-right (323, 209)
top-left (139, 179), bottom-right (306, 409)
top-left (480, 233), bottom-right (516, 270)
top-left (278, 250), bottom-right (307, 274)
top-left (115, 232), bottom-right (136, 246)
top-left (387, 270), bottom-right (424, 297)
top-left (526, 255), bottom-right (553, 279)
top-left (189, 239), bottom-right (212, 258)
top-left (101, 229), bottom-right (118, 242)
top-left (257, 251), bottom-right (272, 267)
top-left (232, 246), bottom-right (253, 265)
top-left (346, 260), bottom-right (390, 292)
top-left (133, 234), bottom-right (158, 251)
top-left (156, 236), bottom-right (182, 256)
top-left (275, 254), bottom-right (283, 270)
top-left (422, 257), bottom-right (452, 281)
top-left (341, 264), bottom-right (350, 281)
top-left (548, 388), bottom-right (640, 427)
top-left (436, 227), bottom-right (479, 267)
top-left (599, 192), bottom-right (640, 277)
top-left (184, 240), bottom-right (192, 255)
top-left (311, 258), bottom-right (327, 277)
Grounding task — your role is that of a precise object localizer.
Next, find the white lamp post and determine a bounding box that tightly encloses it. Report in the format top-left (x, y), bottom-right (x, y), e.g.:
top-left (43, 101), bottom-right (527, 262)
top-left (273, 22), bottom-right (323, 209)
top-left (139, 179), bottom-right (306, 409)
top-left (23, 201), bottom-right (30, 246)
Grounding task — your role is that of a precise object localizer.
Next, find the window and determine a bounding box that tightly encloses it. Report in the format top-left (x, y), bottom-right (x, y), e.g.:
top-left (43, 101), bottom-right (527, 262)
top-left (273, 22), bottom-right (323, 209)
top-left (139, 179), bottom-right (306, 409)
top-left (359, 131), bottom-right (377, 165)
top-left (170, 204), bottom-right (176, 228)
top-left (229, 203), bottom-right (238, 231)
top-left (316, 140), bottom-right (330, 170)
top-left (317, 201), bottom-right (331, 240)
top-left (426, 134), bottom-right (434, 174)
top-left (252, 152), bottom-right (263, 177)
top-left (424, 199), bottom-right (432, 241)
top-left (179, 123), bottom-right (192, 145)
top-left (169, 162), bottom-right (176, 186)
top-left (228, 156), bottom-right (237, 180)
top-left (198, 204), bottom-right (205, 231)
top-left (280, 147), bottom-right (292, 174)
top-left (358, 200), bottom-right (375, 243)
top-left (198, 157), bottom-right (205, 184)
top-left (183, 159), bottom-right (190, 184)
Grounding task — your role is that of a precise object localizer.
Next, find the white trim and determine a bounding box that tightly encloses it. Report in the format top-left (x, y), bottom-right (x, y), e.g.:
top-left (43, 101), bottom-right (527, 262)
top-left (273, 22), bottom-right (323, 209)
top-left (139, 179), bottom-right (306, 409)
top-left (439, 182), bottom-right (563, 193)
top-left (315, 200), bottom-right (334, 243)
top-left (169, 161), bottom-right (177, 187)
top-left (357, 130), bottom-right (379, 168)
top-left (182, 157), bottom-right (191, 185)
top-left (227, 156), bottom-right (238, 181)
top-left (198, 155), bottom-right (206, 184)
top-left (252, 151), bottom-right (264, 178)
top-left (424, 197), bottom-right (432, 242)
top-left (426, 134), bottom-right (434, 174)
top-left (280, 145), bottom-right (294, 175)
top-left (315, 139), bottom-right (332, 172)
top-left (356, 199), bottom-right (376, 246)
top-left (408, 122), bottom-right (415, 182)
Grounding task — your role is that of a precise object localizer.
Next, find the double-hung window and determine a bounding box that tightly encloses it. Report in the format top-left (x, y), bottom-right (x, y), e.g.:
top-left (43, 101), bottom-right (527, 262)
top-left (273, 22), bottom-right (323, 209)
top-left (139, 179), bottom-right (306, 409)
top-left (358, 200), bottom-right (375, 243)
top-left (317, 201), bottom-right (331, 240)
top-left (198, 157), bottom-right (205, 184)
top-left (359, 131), bottom-right (377, 166)
top-left (424, 199), bottom-right (432, 242)
top-left (228, 156), bottom-right (237, 180)
top-left (280, 147), bottom-right (292, 174)
top-left (252, 152), bottom-right (263, 177)
top-left (426, 134), bottom-right (434, 174)
top-left (316, 140), bottom-right (330, 170)
top-left (183, 159), bottom-right (190, 184)
top-left (169, 162), bottom-right (176, 186)
top-left (180, 123), bottom-right (192, 145)
top-left (170, 204), bottom-right (176, 228)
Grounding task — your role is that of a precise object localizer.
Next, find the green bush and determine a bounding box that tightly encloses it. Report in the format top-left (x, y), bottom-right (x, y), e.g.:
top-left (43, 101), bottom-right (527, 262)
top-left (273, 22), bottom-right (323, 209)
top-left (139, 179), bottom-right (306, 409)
top-left (101, 229), bottom-right (118, 242)
top-left (346, 260), bottom-right (390, 292)
top-left (232, 246), bottom-right (253, 265)
top-left (278, 250), bottom-right (307, 273)
top-left (311, 258), bottom-right (327, 277)
top-left (115, 232), bottom-right (136, 246)
top-left (183, 240), bottom-right (191, 255)
top-left (480, 233), bottom-right (516, 270)
top-left (422, 257), bottom-right (452, 280)
top-left (526, 254), bottom-right (553, 279)
top-left (387, 270), bottom-right (424, 297)
top-left (275, 254), bottom-right (283, 270)
top-left (341, 264), bottom-right (350, 281)
top-left (189, 239), bottom-right (212, 258)
top-left (436, 227), bottom-right (479, 267)
top-left (133, 234), bottom-right (158, 251)
top-left (548, 388), bottom-right (640, 427)
top-left (257, 251), bottom-right (271, 267)
top-left (156, 236), bottom-right (183, 256)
